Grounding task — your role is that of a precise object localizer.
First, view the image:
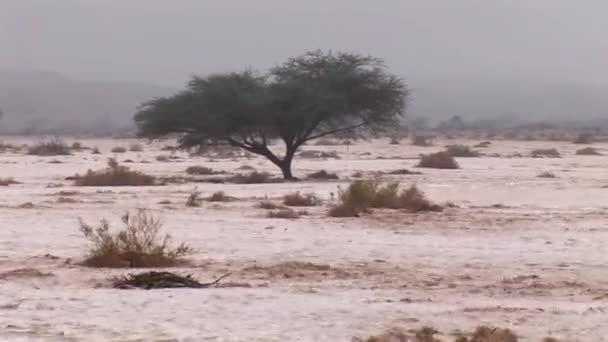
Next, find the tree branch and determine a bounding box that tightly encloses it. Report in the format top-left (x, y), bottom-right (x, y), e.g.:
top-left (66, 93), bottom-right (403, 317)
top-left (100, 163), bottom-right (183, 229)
top-left (302, 122), bottom-right (367, 142)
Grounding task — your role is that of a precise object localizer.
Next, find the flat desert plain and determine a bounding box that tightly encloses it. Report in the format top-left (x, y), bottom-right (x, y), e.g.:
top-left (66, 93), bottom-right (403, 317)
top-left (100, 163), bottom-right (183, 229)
top-left (0, 137), bottom-right (607, 341)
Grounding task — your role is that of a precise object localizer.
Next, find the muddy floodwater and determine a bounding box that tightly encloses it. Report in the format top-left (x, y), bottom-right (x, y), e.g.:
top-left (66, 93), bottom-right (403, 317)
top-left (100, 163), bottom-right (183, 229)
top-left (1, 137), bottom-right (607, 341)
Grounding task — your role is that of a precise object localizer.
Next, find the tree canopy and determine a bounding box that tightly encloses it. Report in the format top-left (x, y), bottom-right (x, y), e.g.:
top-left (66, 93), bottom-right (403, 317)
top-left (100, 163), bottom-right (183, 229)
top-left (135, 50), bottom-right (410, 179)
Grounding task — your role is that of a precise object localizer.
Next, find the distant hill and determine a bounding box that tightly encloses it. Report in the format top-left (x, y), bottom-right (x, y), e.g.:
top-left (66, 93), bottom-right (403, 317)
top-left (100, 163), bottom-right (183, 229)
top-left (0, 71), bottom-right (174, 135)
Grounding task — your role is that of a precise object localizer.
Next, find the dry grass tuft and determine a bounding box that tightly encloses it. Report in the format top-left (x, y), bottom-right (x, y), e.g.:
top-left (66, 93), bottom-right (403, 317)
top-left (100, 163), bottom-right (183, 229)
top-left (418, 152), bottom-right (460, 169)
top-left (537, 171), bottom-right (556, 178)
top-left (79, 210), bottom-right (191, 268)
top-left (576, 147), bottom-right (602, 156)
top-left (208, 191), bottom-right (235, 202)
top-left (388, 169), bottom-right (422, 175)
top-left (28, 138), bottom-right (71, 156)
top-left (465, 326), bottom-right (518, 342)
top-left (531, 148), bottom-right (561, 158)
top-left (257, 201), bottom-right (285, 210)
top-left (446, 145), bottom-right (481, 157)
top-left (573, 133), bottom-right (593, 144)
top-left (186, 166), bottom-right (219, 175)
top-left (266, 208), bottom-right (306, 219)
top-left (74, 158), bottom-right (156, 186)
top-left (230, 171), bottom-right (280, 184)
top-left (186, 189), bottom-right (202, 207)
top-left (283, 192), bottom-right (321, 207)
top-left (129, 143), bottom-right (144, 152)
top-left (0, 178), bottom-right (19, 186)
top-left (111, 146), bottom-right (127, 153)
top-left (307, 170), bottom-right (339, 180)
top-left (71, 142), bottom-right (84, 151)
top-left (91, 147), bottom-right (101, 154)
top-left (474, 141), bottom-right (492, 148)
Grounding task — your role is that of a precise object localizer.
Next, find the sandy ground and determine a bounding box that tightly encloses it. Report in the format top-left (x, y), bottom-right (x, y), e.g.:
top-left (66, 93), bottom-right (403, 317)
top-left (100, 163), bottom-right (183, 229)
top-left (1, 136), bottom-right (607, 341)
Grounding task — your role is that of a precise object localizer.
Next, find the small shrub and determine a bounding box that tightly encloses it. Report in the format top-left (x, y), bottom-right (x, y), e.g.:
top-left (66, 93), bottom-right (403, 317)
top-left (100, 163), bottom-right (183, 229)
top-left (230, 171), bottom-right (280, 184)
top-left (257, 201), bottom-right (285, 210)
top-left (466, 326), bottom-right (518, 342)
top-left (111, 146), bottom-right (127, 153)
top-left (320, 151), bottom-right (340, 159)
top-left (388, 169), bottom-right (422, 175)
top-left (208, 191), bottom-right (235, 202)
top-left (576, 147), bottom-right (602, 156)
top-left (129, 143), bottom-right (144, 152)
top-left (389, 137), bottom-right (401, 145)
top-left (0, 178), bottom-right (19, 186)
top-left (307, 170), bottom-right (339, 180)
top-left (237, 165), bottom-right (256, 171)
top-left (328, 203), bottom-right (360, 218)
top-left (186, 189), bottom-right (202, 207)
top-left (315, 138), bottom-right (341, 146)
top-left (156, 155), bottom-right (170, 162)
top-left (71, 142), bottom-right (83, 151)
top-left (411, 134), bottom-right (433, 146)
top-left (418, 152), bottom-right (460, 169)
top-left (91, 147), bottom-right (101, 154)
top-left (186, 166), bottom-right (216, 175)
top-left (28, 138), bottom-right (71, 156)
top-left (299, 150), bottom-right (321, 158)
top-left (79, 210), bottom-right (191, 268)
top-left (74, 158), bottom-right (156, 186)
top-left (474, 141), bottom-right (492, 148)
top-left (283, 192), bottom-right (320, 207)
top-left (531, 148), bottom-right (560, 158)
top-left (266, 208), bottom-right (305, 219)
top-left (537, 171), bottom-right (556, 178)
top-left (573, 133), bottom-right (593, 144)
top-left (446, 145), bottom-right (480, 157)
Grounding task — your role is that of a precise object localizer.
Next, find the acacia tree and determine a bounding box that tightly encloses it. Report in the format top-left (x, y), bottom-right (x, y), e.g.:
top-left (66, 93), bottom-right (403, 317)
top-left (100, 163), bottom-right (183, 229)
top-left (134, 51), bottom-right (409, 179)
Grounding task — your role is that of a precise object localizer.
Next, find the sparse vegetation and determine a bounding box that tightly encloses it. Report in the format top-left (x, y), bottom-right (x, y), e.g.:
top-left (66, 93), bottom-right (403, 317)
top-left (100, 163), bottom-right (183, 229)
top-left (411, 134), bottom-right (434, 146)
top-left (230, 171), bottom-right (280, 184)
top-left (71, 142), bottom-right (83, 151)
top-left (267, 208), bottom-right (306, 219)
top-left (388, 169), bottom-right (422, 175)
top-left (446, 145), bottom-right (481, 157)
top-left (573, 133), bottom-right (593, 144)
top-left (576, 147), bottom-right (602, 155)
top-left (418, 151), bottom-right (460, 169)
top-left (186, 166), bottom-right (217, 175)
top-left (315, 138), bottom-right (341, 146)
top-left (306, 170), bottom-right (339, 180)
top-left (537, 171), bottom-right (556, 178)
top-left (156, 155), bottom-right (170, 162)
top-left (74, 158), bottom-right (156, 186)
top-left (257, 201), bottom-right (285, 210)
top-left (329, 180), bottom-right (440, 217)
top-left (111, 146), bottom-right (127, 153)
top-left (129, 143), bottom-right (144, 152)
top-left (79, 210), bottom-right (191, 268)
top-left (91, 147), bottom-right (101, 154)
top-left (282, 192), bottom-right (321, 207)
top-left (0, 178), bottom-right (19, 186)
top-left (28, 138), bottom-right (71, 156)
top-left (356, 325), bottom-right (518, 342)
top-left (531, 148), bottom-right (561, 158)
top-left (474, 141), bottom-right (492, 148)
top-left (208, 191), bottom-right (235, 202)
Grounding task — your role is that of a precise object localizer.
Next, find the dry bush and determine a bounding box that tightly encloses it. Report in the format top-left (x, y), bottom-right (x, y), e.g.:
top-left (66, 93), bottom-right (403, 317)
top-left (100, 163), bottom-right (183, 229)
top-left (315, 138), bottom-right (341, 146)
top-left (576, 147), bottom-right (602, 155)
top-left (537, 171), bottom-right (556, 178)
top-left (283, 192), bottom-right (321, 206)
top-left (79, 210), bottom-right (191, 268)
top-left (299, 150), bottom-right (340, 159)
top-left (74, 158), bottom-right (156, 186)
top-left (531, 148), bottom-right (560, 158)
top-left (28, 138), bottom-right (71, 156)
top-left (129, 143), bottom-right (144, 152)
top-left (257, 201), bottom-right (285, 210)
top-left (307, 170), bottom-right (339, 180)
top-left (156, 155), bottom-right (170, 162)
top-left (208, 191), bottom-right (235, 202)
top-left (267, 208), bottom-right (306, 219)
top-left (329, 180), bottom-right (440, 217)
top-left (357, 326), bottom-right (518, 342)
top-left (91, 147), bottom-right (101, 154)
top-left (186, 166), bottom-right (218, 175)
top-left (186, 189), bottom-right (202, 207)
top-left (230, 171), bottom-right (280, 184)
top-left (411, 134), bottom-right (434, 146)
top-left (573, 133), bottom-right (593, 144)
top-left (465, 326), bottom-right (518, 342)
top-left (111, 146), bottom-right (127, 153)
top-left (0, 178), bottom-right (19, 186)
top-left (446, 145), bottom-right (481, 157)
top-left (237, 164), bottom-right (256, 170)
top-left (388, 169), bottom-right (422, 175)
top-left (71, 142), bottom-right (84, 151)
top-left (389, 137), bottom-right (401, 145)
top-left (418, 152), bottom-right (460, 169)
top-left (0, 141), bottom-right (21, 153)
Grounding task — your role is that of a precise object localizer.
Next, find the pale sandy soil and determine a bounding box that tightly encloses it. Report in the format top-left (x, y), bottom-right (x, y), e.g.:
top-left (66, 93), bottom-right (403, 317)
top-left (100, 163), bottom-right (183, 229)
top-left (1, 136), bottom-right (607, 341)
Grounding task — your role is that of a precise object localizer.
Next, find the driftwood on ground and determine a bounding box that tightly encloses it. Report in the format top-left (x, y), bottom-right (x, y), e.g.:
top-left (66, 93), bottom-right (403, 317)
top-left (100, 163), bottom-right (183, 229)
top-left (113, 271), bottom-right (232, 289)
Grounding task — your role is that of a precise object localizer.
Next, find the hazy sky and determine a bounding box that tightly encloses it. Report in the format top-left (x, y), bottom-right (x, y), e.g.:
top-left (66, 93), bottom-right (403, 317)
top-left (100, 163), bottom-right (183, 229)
top-left (2, 0), bottom-right (608, 86)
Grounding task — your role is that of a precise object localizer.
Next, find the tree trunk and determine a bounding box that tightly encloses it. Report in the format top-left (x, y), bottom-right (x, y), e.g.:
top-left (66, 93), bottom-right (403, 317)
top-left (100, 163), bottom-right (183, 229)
top-left (279, 162), bottom-right (294, 180)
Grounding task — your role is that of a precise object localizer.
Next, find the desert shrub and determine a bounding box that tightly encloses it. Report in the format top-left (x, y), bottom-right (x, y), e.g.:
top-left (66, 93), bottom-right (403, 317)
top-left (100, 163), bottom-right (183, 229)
top-left (320, 151), bottom-right (340, 159)
top-left (230, 171), bottom-right (280, 184)
top-left (237, 164), bottom-right (256, 171)
top-left (28, 138), bottom-right (71, 156)
top-left (129, 143), bottom-right (144, 152)
top-left (531, 148), bottom-right (560, 158)
top-left (328, 203), bottom-right (361, 217)
top-left (186, 166), bottom-right (216, 175)
top-left (446, 145), bottom-right (480, 157)
top-left (71, 142), bottom-right (83, 151)
top-left (0, 178), bottom-right (19, 186)
top-left (418, 151), bottom-right (460, 169)
top-left (315, 138), bottom-right (341, 146)
top-left (352, 171), bottom-right (364, 178)
top-left (74, 158), bottom-right (156, 186)
top-left (573, 133), bottom-right (593, 144)
top-left (576, 147), bottom-right (602, 155)
top-left (411, 134), bottom-right (434, 146)
top-left (465, 326), bottom-right (518, 342)
top-left (186, 189), bottom-right (202, 207)
top-left (267, 208), bottom-right (305, 219)
top-left (257, 201), bottom-right (285, 210)
top-left (79, 210), bottom-right (191, 267)
top-left (156, 155), bottom-right (170, 162)
top-left (111, 146), bottom-right (127, 153)
top-left (299, 150), bottom-right (321, 158)
top-left (283, 192), bottom-right (321, 207)
top-left (208, 191), bottom-right (235, 202)
top-left (92, 147), bottom-right (101, 154)
top-left (474, 141), bottom-right (492, 148)
top-left (537, 171), bottom-right (556, 178)
top-left (307, 170), bottom-right (339, 180)
top-left (388, 169), bottom-right (422, 175)
top-left (389, 137), bottom-right (401, 145)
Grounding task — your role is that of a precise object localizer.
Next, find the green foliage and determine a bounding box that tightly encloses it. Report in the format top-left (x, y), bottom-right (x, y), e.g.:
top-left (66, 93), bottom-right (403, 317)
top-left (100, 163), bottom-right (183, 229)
top-left (79, 210), bottom-right (190, 267)
top-left (135, 50), bottom-right (409, 179)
